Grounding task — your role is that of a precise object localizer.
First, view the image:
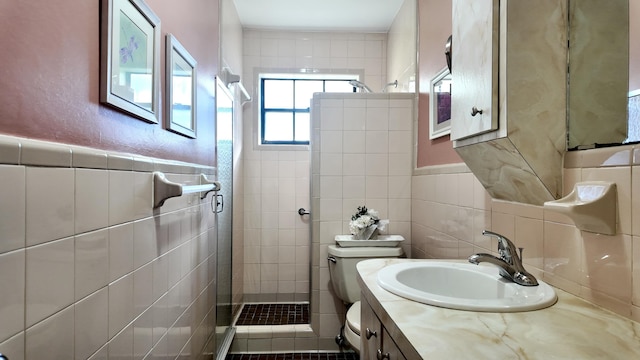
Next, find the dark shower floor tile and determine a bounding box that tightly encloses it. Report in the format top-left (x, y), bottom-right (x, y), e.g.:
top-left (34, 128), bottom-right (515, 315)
top-left (235, 303), bottom-right (309, 326)
top-left (225, 353), bottom-right (358, 360)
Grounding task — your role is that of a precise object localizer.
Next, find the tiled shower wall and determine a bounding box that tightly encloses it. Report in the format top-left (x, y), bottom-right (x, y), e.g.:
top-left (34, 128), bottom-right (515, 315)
top-left (0, 135), bottom-right (218, 360)
top-left (411, 145), bottom-right (640, 322)
top-left (311, 92), bottom-right (414, 349)
top-left (241, 30), bottom-right (389, 301)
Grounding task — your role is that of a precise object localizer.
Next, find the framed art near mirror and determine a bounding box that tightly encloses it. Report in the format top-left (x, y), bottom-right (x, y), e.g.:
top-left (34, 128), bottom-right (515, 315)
top-left (165, 34), bottom-right (197, 138)
top-left (429, 67), bottom-right (452, 139)
top-left (100, 0), bottom-right (161, 123)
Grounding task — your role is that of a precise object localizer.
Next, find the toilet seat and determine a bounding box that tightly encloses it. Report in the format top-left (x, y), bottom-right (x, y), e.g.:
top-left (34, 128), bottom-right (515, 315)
top-left (344, 301), bottom-right (361, 352)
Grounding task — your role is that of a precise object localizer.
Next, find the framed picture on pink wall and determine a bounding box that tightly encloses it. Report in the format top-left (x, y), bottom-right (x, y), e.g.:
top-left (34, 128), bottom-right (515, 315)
top-left (165, 34), bottom-right (197, 138)
top-left (429, 67), bottom-right (452, 139)
top-left (100, 0), bottom-right (161, 124)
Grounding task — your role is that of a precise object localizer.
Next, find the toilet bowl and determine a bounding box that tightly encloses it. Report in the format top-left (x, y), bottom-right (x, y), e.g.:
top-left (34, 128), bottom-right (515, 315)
top-left (327, 243), bottom-right (404, 352)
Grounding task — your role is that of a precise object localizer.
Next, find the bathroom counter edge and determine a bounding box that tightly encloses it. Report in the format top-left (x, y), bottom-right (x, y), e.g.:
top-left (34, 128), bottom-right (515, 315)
top-left (357, 258), bottom-right (640, 359)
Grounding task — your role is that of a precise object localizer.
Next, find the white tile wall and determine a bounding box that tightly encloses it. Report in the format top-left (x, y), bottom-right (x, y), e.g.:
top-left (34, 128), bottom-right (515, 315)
top-left (242, 28), bottom-right (389, 301)
top-left (412, 145), bottom-right (640, 322)
top-left (0, 134), bottom-right (218, 360)
top-left (311, 92), bottom-right (414, 351)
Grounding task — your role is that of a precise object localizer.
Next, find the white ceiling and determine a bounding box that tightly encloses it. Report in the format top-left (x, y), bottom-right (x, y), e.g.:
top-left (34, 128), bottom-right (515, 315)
top-left (232, 0), bottom-right (406, 32)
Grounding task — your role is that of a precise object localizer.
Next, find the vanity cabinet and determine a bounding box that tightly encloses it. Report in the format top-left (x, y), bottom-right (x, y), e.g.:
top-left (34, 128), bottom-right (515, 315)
top-left (361, 297), bottom-right (407, 360)
top-left (450, 0), bottom-right (568, 205)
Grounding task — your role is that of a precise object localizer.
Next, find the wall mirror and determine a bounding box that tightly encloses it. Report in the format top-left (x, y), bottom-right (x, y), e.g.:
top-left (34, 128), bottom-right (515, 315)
top-left (568, 0), bottom-right (632, 149)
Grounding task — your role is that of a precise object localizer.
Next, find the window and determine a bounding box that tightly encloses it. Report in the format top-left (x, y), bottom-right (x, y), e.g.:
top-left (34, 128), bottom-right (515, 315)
top-left (260, 76), bottom-right (356, 145)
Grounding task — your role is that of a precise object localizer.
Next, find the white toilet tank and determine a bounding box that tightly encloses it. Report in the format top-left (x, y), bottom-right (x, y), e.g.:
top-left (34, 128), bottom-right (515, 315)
top-left (327, 245), bottom-right (404, 304)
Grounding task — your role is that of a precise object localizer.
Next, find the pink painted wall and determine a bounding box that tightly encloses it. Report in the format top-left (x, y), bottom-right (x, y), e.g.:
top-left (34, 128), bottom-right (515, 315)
top-left (0, 0), bottom-right (219, 166)
top-left (416, 0), bottom-right (462, 168)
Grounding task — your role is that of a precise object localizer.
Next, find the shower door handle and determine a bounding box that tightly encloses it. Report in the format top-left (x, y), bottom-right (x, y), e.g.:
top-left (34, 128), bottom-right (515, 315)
top-left (213, 194), bottom-right (224, 213)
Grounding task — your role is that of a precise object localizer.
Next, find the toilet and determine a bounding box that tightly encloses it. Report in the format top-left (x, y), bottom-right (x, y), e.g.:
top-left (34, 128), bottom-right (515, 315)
top-left (327, 244), bottom-right (404, 352)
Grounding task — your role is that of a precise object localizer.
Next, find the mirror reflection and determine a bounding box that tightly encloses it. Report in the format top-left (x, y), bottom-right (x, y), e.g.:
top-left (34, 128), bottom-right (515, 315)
top-left (568, 0), bottom-right (631, 149)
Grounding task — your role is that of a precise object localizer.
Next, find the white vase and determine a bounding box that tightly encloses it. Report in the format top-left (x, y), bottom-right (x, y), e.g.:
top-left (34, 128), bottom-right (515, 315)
top-left (354, 224), bottom-right (377, 240)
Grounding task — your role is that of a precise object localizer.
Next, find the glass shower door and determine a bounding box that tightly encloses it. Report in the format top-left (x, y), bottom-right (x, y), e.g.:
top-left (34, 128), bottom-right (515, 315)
top-left (215, 77), bottom-right (234, 358)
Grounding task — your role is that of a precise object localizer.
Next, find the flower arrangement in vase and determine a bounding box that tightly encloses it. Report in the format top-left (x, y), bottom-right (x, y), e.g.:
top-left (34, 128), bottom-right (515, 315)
top-left (349, 206), bottom-right (388, 240)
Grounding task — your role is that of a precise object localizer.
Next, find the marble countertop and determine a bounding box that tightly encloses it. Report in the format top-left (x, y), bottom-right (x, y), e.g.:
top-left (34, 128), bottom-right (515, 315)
top-left (357, 258), bottom-right (640, 359)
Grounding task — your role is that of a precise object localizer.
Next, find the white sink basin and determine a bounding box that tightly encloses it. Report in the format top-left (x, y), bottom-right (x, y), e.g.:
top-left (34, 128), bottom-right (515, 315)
top-left (377, 261), bottom-right (557, 312)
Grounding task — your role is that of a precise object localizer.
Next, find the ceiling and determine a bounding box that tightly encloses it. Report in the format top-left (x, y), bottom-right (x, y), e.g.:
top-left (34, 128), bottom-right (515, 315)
top-left (232, 0), bottom-right (406, 32)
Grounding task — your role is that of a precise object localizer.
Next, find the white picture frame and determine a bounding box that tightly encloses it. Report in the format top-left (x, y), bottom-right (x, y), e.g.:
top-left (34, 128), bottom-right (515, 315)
top-left (165, 34), bottom-right (197, 138)
top-left (429, 67), bottom-right (452, 139)
top-left (100, 0), bottom-right (161, 123)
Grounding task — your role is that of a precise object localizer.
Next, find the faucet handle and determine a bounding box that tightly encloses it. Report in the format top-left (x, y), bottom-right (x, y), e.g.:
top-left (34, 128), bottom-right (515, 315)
top-left (518, 247), bottom-right (524, 260)
top-left (482, 230), bottom-right (515, 263)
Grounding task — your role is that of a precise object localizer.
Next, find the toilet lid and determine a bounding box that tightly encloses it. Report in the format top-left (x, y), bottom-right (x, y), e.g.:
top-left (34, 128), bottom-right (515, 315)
top-left (346, 301), bottom-right (361, 336)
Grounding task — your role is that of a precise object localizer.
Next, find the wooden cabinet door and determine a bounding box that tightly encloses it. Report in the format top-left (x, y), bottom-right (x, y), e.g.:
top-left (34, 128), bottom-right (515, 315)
top-left (450, 0), bottom-right (499, 140)
top-left (381, 328), bottom-right (407, 360)
top-left (360, 298), bottom-right (382, 359)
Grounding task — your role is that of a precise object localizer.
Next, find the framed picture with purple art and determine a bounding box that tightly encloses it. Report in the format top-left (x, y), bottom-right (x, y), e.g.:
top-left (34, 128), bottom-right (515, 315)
top-left (100, 0), bottom-right (161, 123)
top-left (429, 67), bottom-right (452, 139)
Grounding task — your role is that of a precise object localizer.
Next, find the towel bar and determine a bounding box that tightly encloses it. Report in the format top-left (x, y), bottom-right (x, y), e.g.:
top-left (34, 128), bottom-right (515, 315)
top-left (153, 171), bottom-right (220, 208)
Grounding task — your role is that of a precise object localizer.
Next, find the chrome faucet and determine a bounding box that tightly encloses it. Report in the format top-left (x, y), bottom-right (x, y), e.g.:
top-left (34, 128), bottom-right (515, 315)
top-left (468, 230), bottom-right (538, 286)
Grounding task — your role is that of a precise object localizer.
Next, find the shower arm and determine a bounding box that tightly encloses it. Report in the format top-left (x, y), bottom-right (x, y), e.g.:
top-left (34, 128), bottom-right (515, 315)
top-left (382, 80), bottom-right (398, 92)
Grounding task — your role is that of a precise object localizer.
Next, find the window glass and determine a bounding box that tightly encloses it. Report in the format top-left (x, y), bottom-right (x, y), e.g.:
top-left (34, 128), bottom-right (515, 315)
top-left (295, 80), bottom-right (323, 109)
top-left (260, 76), bottom-right (356, 145)
top-left (325, 80), bottom-right (355, 93)
top-left (264, 79), bottom-right (293, 108)
top-left (264, 112), bottom-right (294, 142)
top-left (294, 114), bottom-right (310, 142)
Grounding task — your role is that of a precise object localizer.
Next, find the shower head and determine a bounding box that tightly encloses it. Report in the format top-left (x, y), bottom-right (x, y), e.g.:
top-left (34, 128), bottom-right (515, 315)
top-left (349, 80), bottom-right (373, 93)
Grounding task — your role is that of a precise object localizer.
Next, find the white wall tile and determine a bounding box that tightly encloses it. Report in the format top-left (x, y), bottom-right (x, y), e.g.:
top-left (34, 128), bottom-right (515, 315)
top-left (108, 324), bottom-right (134, 360)
top-left (133, 217), bottom-right (158, 269)
top-left (342, 154), bottom-right (366, 176)
top-left (109, 170), bottom-right (135, 226)
top-left (0, 249), bottom-right (25, 343)
top-left (109, 223), bottom-right (134, 282)
top-left (0, 332), bottom-right (24, 360)
top-left (319, 176), bottom-right (343, 199)
top-left (75, 287), bottom-right (108, 360)
top-left (133, 171), bottom-right (153, 220)
top-left (347, 40), bottom-right (365, 58)
top-left (75, 169), bottom-right (109, 234)
top-left (0, 136), bottom-right (216, 358)
top-left (389, 131), bottom-right (413, 154)
top-left (75, 229), bottom-right (109, 300)
top-left (26, 237), bottom-right (74, 327)
top-left (365, 154), bottom-right (389, 176)
top-left (365, 107), bottom-right (389, 130)
top-left (388, 154), bottom-right (412, 176)
top-left (133, 263), bottom-right (154, 317)
top-left (389, 106), bottom-right (413, 131)
top-left (365, 131), bottom-right (389, 153)
top-left (343, 107), bottom-right (366, 131)
top-left (343, 131), bottom-right (366, 154)
top-left (320, 131), bottom-right (343, 153)
top-left (319, 107), bottom-right (344, 131)
top-left (0, 135), bottom-right (21, 164)
top-left (0, 165), bottom-right (25, 253)
top-left (26, 167), bottom-right (74, 246)
top-left (25, 305), bottom-right (74, 360)
top-left (109, 273), bottom-right (134, 338)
